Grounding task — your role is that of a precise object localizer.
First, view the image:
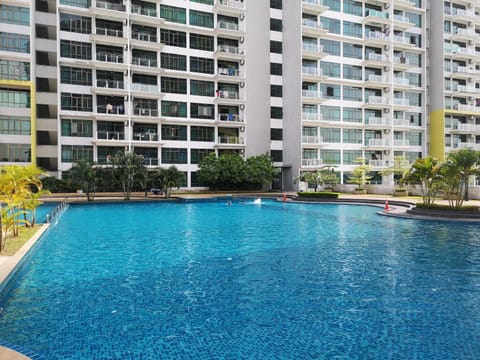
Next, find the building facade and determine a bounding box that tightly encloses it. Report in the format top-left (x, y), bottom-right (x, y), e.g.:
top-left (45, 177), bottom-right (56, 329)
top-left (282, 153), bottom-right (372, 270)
top-left (0, 0), bottom-right (476, 191)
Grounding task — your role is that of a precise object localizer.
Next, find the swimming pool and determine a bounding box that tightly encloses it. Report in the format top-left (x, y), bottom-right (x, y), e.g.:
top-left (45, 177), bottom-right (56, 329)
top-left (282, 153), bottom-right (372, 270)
top-left (0, 199), bottom-right (479, 359)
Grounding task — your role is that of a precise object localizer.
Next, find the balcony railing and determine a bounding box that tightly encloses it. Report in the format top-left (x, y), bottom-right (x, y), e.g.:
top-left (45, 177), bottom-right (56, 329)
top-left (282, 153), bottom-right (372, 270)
top-left (96, 53), bottom-right (123, 63)
top-left (96, 0), bottom-right (125, 11)
top-left (219, 0), bottom-right (245, 9)
top-left (457, 85), bottom-right (477, 93)
top-left (302, 0), bottom-right (325, 5)
top-left (394, 14), bottom-right (410, 23)
top-left (133, 108), bottom-right (158, 117)
top-left (365, 9), bottom-right (388, 19)
top-left (368, 117), bottom-right (390, 126)
top-left (130, 83), bottom-right (159, 93)
top-left (131, 4), bottom-right (156, 17)
top-left (456, 123), bottom-right (479, 132)
top-left (217, 90), bottom-right (239, 99)
top-left (456, 104), bottom-right (480, 112)
top-left (369, 160), bottom-right (388, 167)
top-left (96, 79), bottom-right (124, 89)
top-left (365, 31), bottom-right (389, 41)
top-left (393, 98), bottom-right (410, 106)
top-left (367, 53), bottom-right (389, 62)
top-left (302, 19), bottom-right (324, 30)
top-left (302, 112), bottom-right (323, 121)
top-left (132, 32), bottom-right (156, 42)
top-left (132, 132), bottom-right (158, 141)
top-left (302, 43), bottom-right (323, 53)
top-left (302, 90), bottom-right (323, 99)
top-left (97, 130), bottom-right (125, 140)
top-left (367, 96), bottom-right (388, 105)
top-left (302, 66), bottom-right (322, 76)
top-left (218, 136), bottom-right (243, 144)
top-left (368, 74), bottom-right (389, 83)
top-left (96, 27), bottom-right (123, 37)
top-left (217, 21), bottom-right (239, 31)
top-left (302, 158), bottom-right (323, 167)
top-left (393, 118), bottom-right (411, 127)
top-left (218, 68), bottom-right (240, 76)
top-left (455, 28), bottom-right (476, 37)
top-left (394, 77), bottom-right (410, 86)
top-left (131, 57), bottom-right (157, 67)
top-left (394, 139), bottom-right (410, 147)
top-left (97, 104), bottom-right (125, 114)
top-left (302, 135), bottom-right (322, 144)
top-left (368, 138), bottom-right (390, 146)
top-left (217, 44), bottom-right (240, 54)
top-left (219, 113), bottom-right (242, 122)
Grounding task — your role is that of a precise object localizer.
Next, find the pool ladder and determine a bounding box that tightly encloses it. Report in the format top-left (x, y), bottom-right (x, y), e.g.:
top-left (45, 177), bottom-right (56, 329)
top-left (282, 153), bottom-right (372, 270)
top-left (46, 199), bottom-right (69, 224)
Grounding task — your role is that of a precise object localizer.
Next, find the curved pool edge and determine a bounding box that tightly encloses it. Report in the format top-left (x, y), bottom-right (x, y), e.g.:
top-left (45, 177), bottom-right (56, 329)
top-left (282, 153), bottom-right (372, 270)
top-left (0, 345), bottom-right (31, 360)
top-left (0, 224), bottom-right (49, 290)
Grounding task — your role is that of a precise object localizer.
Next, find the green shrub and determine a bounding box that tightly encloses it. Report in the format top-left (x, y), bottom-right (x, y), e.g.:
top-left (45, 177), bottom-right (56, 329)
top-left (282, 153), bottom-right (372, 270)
top-left (297, 191), bottom-right (339, 199)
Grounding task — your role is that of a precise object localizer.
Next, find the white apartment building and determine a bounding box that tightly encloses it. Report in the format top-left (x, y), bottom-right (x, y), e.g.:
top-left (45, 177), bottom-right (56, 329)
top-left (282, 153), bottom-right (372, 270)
top-left (0, 0), bottom-right (477, 191)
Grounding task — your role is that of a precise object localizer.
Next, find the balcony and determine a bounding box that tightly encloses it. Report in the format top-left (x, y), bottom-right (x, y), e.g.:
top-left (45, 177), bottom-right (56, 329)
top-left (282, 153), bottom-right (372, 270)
top-left (368, 138), bottom-right (390, 147)
top-left (217, 136), bottom-right (243, 144)
top-left (217, 67), bottom-right (240, 77)
top-left (393, 77), bottom-right (413, 90)
top-left (95, 27), bottom-right (123, 38)
top-left (456, 104), bottom-right (480, 113)
top-left (452, 8), bottom-right (476, 21)
top-left (393, 98), bottom-right (411, 110)
top-left (457, 85), bottom-right (477, 95)
top-left (302, 135), bottom-right (322, 144)
top-left (217, 90), bottom-right (239, 100)
top-left (366, 74), bottom-right (389, 88)
top-left (302, 158), bottom-right (323, 167)
top-left (130, 83), bottom-right (159, 94)
top-left (363, 9), bottom-right (389, 26)
top-left (133, 108), bottom-right (158, 117)
top-left (131, 57), bottom-right (157, 68)
top-left (394, 0), bottom-right (417, 10)
top-left (142, 158), bottom-right (159, 166)
top-left (364, 31), bottom-right (390, 46)
top-left (96, 79), bottom-right (124, 90)
top-left (132, 132), bottom-right (158, 142)
top-left (96, 52), bottom-right (123, 64)
top-left (393, 35), bottom-right (415, 50)
top-left (217, 21), bottom-right (239, 32)
top-left (369, 159), bottom-right (388, 167)
top-left (393, 55), bottom-right (416, 70)
top-left (214, 0), bottom-right (245, 16)
top-left (131, 4), bottom-right (156, 17)
top-left (215, 45), bottom-right (244, 60)
top-left (367, 117), bottom-right (390, 127)
top-left (393, 118), bottom-right (413, 128)
top-left (302, 66), bottom-right (325, 81)
top-left (365, 96), bottom-right (388, 108)
top-left (97, 130), bottom-right (125, 140)
top-left (394, 139), bottom-right (410, 147)
top-left (393, 14), bottom-right (414, 30)
top-left (302, 90), bottom-right (325, 104)
top-left (131, 32), bottom-right (157, 43)
top-left (218, 113), bottom-right (243, 122)
top-left (302, 112), bottom-right (323, 122)
top-left (452, 28), bottom-right (477, 42)
top-left (94, 0), bottom-right (127, 21)
top-left (302, 0), bottom-right (328, 15)
top-left (302, 43), bottom-right (326, 59)
top-left (97, 104), bottom-right (125, 115)
top-left (302, 19), bottom-right (327, 36)
top-left (363, 52), bottom-right (390, 67)
top-left (96, 0), bottom-right (125, 11)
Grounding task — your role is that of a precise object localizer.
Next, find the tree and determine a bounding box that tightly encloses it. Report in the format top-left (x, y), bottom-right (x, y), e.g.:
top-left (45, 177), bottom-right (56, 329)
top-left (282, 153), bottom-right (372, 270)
top-left (152, 166), bottom-right (184, 198)
top-left (294, 171), bottom-right (322, 192)
top-left (69, 160), bottom-right (98, 201)
top-left (380, 155), bottom-right (411, 191)
top-left (244, 154), bottom-right (278, 190)
top-left (402, 156), bottom-right (441, 206)
top-left (111, 151), bottom-right (146, 200)
top-left (348, 157), bottom-right (373, 191)
top-left (197, 153), bottom-right (246, 190)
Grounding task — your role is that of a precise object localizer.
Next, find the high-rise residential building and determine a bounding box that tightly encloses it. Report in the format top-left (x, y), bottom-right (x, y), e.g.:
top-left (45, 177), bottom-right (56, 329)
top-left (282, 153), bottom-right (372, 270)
top-left (0, 0), bottom-right (476, 191)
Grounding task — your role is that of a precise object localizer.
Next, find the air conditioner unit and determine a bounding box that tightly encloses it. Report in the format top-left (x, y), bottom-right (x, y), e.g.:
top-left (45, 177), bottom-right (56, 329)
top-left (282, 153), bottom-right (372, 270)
top-left (384, 150), bottom-right (390, 155)
top-left (240, 59), bottom-right (245, 65)
top-left (468, 77), bottom-right (474, 83)
top-left (384, 3), bottom-right (390, 9)
top-left (240, 37), bottom-right (245, 43)
top-left (240, 82), bottom-right (245, 88)
top-left (384, 66), bottom-right (390, 72)
top-left (384, 108), bottom-right (390, 113)
top-left (240, 104), bottom-right (245, 110)
top-left (384, 45), bottom-right (390, 51)
top-left (239, 14), bottom-right (245, 21)
top-left (384, 129), bottom-right (390, 134)
top-left (468, 58), bottom-right (474, 64)
top-left (384, 87), bottom-right (390, 93)
top-left (469, 96), bottom-right (474, 102)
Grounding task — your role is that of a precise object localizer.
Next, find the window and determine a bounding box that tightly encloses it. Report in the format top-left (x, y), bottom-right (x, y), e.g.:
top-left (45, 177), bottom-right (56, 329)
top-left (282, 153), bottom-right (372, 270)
top-left (408, 131), bottom-right (422, 146)
top-left (0, 5), bottom-right (29, 26)
top-left (190, 80), bottom-right (214, 97)
top-left (271, 128), bottom-right (283, 141)
top-left (60, 40), bottom-right (91, 60)
top-left (321, 84), bottom-right (340, 99)
top-left (161, 101), bottom-right (187, 117)
top-left (343, 65), bottom-right (362, 80)
top-left (271, 150), bottom-right (283, 162)
top-left (0, 144), bottom-right (30, 162)
top-left (343, 108), bottom-right (362, 123)
top-left (321, 61), bottom-right (340, 78)
top-left (320, 17), bottom-right (340, 35)
top-left (162, 148), bottom-right (187, 164)
top-left (321, 149), bottom-right (341, 164)
top-left (324, 0), bottom-right (340, 11)
top-left (343, 0), bottom-right (362, 16)
top-left (270, 18), bottom-right (282, 32)
top-left (191, 126), bottom-right (214, 141)
top-left (343, 86), bottom-right (362, 101)
top-left (405, 92), bottom-right (422, 107)
top-left (190, 57), bottom-right (214, 74)
top-left (191, 0), bottom-right (214, 4)
top-left (270, 41), bottom-right (282, 54)
top-left (60, 66), bottom-right (92, 85)
top-left (405, 12), bottom-right (422, 27)
top-left (271, 107), bottom-right (283, 119)
top-left (0, 116), bottom-right (30, 135)
top-left (161, 53), bottom-right (187, 71)
top-left (160, 5), bottom-right (186, 24)
top-left (0, 33), bottom-right (29, 53)
top-left (162, 125), bottom-right (187, 140)
top-left (59, 0), bottom-right (90, 7)
top-left (320, 106), bottom-right (340, 121)
top-left (161, 77), bottom-right (187, 94)
top-left (343, 43), bottom-right (362, 59)
top-left (160, 29), bottom-right (186, 47)
top-left (343, 150), bottom-right (362, 164)
top-left (0, 60), bottom-right (29, 81)
top-left (60, 93), bottom-right (92, 112)
top-left (271, 85), bottom-right (283, 97)
top-left (60, 13), bottom-right (91, 33)
top-left (61, 145), bottom-right (93, 162)
top-left (190, 33), bottom-right (214, 51)
top-left (320, 39), bottom-right (341, 56)
top-left (61, 119), bottom-right (92, 137)
top-left (343, 129), bottom-right (362, 144)
top-left (343, 21), bottom-right (362, 38)
top-left (191, 103), bottom-right (214, 119)
top-left (191, 149), bottom-right (211, 164)
top-left (271, 63), bottom-right (282, 75)
top-left (270, 0), bottom-right (282, 9)
top-left (0, 88), bottom-right (30, 108)
top-left (190, 10), bottom-right (214, 28)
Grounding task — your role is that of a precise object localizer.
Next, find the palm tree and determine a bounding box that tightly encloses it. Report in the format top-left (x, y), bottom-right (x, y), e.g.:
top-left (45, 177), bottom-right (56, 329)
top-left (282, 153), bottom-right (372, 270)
top-left (111, 151), bottom-right (145, 200)
top-left (152, 166), bottom-right (183, 198)
top-left (69, 160), bottom-right (98, 201)
top-left (402, 156), bottom-right (441, 205)
top-left (445, 149), bottom-right (480, 202)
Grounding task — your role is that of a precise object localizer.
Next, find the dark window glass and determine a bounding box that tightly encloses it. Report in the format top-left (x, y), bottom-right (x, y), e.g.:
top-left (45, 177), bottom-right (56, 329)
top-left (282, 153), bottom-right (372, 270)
top-left (270, 63), bottom-right (282, 75)
top-left (270, 18), bottom-right (282, 32)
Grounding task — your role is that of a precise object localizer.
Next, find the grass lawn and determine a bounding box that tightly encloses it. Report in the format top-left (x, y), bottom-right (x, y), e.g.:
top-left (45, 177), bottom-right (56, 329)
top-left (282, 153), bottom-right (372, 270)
top-left (1, 225), bottom-right (42, 256)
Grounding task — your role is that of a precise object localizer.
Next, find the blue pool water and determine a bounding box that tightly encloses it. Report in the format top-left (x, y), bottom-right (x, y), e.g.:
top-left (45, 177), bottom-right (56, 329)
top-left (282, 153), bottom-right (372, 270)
top-left (0, 200), bottom-right (480, 359)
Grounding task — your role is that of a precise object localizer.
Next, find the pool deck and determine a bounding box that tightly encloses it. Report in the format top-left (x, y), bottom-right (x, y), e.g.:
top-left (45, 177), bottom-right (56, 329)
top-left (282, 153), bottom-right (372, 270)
top-left (1, 192), bottom-right (480, 359)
